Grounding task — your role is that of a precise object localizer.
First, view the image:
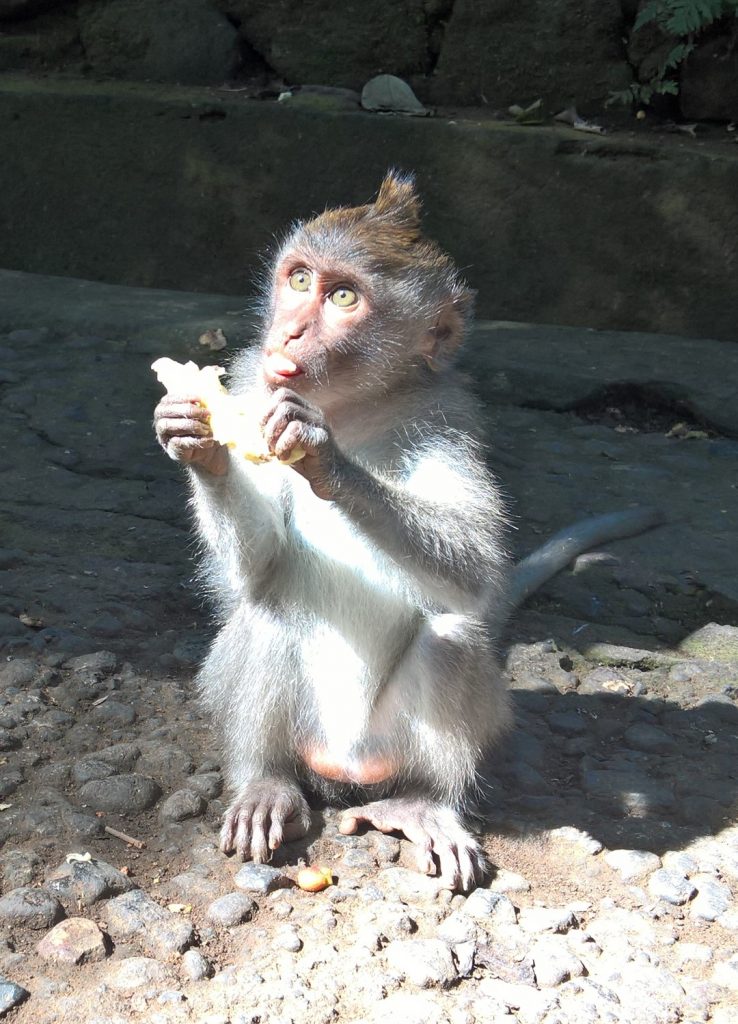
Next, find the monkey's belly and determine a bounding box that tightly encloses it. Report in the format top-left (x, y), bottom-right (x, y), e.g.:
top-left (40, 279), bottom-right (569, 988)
top-left (302, 746), bottom-right (397, 785)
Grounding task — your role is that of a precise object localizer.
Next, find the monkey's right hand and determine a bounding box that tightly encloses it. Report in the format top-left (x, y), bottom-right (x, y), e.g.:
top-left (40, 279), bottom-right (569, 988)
top-left (153, 394), bottom-right (229, 476)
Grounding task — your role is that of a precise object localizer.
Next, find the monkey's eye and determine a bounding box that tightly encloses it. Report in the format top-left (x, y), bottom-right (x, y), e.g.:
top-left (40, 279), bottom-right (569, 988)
top-left (289, 269), bottom-right (312, 292)
top-left (328, 286), bottom-right (358, 308)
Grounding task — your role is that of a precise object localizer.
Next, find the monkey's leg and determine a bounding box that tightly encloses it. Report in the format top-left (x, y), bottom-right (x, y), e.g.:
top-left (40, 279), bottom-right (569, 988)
top-left (339, 797), bottom-right (485, 891)
top-left (340, 613), bottom-right (509, 891)
top-left (220, 777), bottom-right (312, 863)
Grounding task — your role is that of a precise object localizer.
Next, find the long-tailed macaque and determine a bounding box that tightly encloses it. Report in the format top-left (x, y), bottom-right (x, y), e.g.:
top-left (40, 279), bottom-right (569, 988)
top-left (154, 172), bottom-right (660, 889)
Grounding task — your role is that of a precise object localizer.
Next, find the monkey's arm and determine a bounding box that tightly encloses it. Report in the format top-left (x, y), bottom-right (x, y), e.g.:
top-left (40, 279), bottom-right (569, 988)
top-left (330, 450), bottom-right (507, 612)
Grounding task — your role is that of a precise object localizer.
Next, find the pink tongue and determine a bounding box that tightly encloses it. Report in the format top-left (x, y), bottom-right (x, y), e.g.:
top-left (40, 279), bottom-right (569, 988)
top-left (266, 352), bottom-right (301, 376)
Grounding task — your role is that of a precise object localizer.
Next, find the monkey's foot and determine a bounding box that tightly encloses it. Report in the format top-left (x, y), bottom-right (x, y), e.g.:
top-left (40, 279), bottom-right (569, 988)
top-left (339, 797), bottom-right (485, 891)
top-left (220, 778), bottom-right (311, 863)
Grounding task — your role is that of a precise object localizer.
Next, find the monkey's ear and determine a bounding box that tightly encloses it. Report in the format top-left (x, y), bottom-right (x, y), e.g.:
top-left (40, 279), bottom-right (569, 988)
top-left (373, 170), bottom-right (421, 234)
top-left (419, 293), bottom-right (472, 371)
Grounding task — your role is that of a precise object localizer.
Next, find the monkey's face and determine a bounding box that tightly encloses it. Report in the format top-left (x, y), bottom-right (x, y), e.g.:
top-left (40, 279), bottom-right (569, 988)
top-left (260, 254), bottom-right (394, 402)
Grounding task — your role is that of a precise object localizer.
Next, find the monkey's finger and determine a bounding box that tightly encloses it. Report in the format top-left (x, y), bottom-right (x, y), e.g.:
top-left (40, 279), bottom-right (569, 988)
top-left (219, 812), bottom-right (238, 853)
top-left (434, 841), bottom-right (462, 891)
top-left (250, 806), bottom-right (271, 863)
top-left (234, 812), bottom-right (254, 860)
top-left (338, 812), bottom-right (361, 835)
top-left (155, 396), bottom-right (210, 419)
top-left (273, 421), bottom-right (328, 462)
top-left (157, 416), bottom-right (213, 443)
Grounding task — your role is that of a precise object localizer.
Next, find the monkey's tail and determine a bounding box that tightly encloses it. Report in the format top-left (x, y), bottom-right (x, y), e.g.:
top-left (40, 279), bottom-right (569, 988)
top-left (507, 506), bottom-right (665, 611)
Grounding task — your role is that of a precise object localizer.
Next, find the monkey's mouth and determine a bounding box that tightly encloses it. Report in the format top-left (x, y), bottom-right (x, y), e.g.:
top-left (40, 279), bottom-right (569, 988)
top-left (263, 351), bottom-right (305, 383)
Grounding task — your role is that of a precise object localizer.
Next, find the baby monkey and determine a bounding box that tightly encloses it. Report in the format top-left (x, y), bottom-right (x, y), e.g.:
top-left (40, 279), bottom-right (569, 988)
top-left (154, 172), bottom-right (657, 889)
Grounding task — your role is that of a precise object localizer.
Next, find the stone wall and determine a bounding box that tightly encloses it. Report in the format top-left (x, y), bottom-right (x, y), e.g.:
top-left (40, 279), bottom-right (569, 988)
top-left (0, 0), bottom-right (736, 120)
top-left (1, 76), bottom-right (736, 341)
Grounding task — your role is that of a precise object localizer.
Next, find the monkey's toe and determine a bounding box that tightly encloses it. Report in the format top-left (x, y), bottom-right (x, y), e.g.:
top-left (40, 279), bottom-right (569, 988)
top-left (220, 778), bottom-right (311, 862)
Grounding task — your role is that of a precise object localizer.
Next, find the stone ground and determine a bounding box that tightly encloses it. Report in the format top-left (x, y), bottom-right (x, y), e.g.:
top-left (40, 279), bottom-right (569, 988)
top-left (0, 270), bottom-right (736, 1023)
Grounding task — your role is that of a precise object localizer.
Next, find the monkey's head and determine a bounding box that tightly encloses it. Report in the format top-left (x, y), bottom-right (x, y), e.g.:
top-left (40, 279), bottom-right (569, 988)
top-left (259, 171), bottom-right (473, 405)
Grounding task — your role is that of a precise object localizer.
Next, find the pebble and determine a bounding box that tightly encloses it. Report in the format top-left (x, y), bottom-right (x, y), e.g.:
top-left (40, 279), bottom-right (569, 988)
top-left (461, 889), bottom-right (517, 924)
top-left (624, 721), bottom-right (678, 754)
top-left (648, 868), bottom-right (697, 905)
top-left (368, 992), bottom-right (450, 1024)
top-left (384, 938), bottom-right (457, 988)
top-left (206, 892), bottom-right (257, 927)
top-left (690, 875), bottom-right (732, 921)
top-left (104, 889), bottom-right (194, 959)
top-left (45, 856), bottom-right (136, 907)
top-left (0, 977), bottom-right (29, 1014)
top-left (180, 948), bottom-right (213, 981)
top-left (36, 917), bottom-right (109, 964)
top-left (488, 868), bottom-right (531, 893)
top-left (0, 659), bottom-right (37, 688)
top-left (0, 850), bottom-right (41, 889)
top-left (184, 772), bottom-right (223, 799)
top-left (712, 955), bottom-right (738, 992)
top-left (105, 956), bottom-right (172, 991)
top-left (0, 886), bottom-right (64, 930)
top-left (159, 788), bottom-right (206, 822)
top-left (548, 826), bottom-right (603, 855)
top-left (234, 863), bottom-right (292, 895)
top-left (604, 848), bottom-right (662, 880)
top-left (78, 773), bottom-right (162, 813)
top-left (273, 926), bottom-right (302, 952)
top-left (518, 906), bottom-right (576, 934)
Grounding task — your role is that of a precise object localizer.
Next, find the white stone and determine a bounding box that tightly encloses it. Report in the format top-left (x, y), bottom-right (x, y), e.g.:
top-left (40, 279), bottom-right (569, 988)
top-left (604, 849), bottom-right (661, 880)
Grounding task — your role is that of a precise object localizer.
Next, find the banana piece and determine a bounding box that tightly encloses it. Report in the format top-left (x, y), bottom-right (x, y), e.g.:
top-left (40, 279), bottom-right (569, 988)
top-left (152, 357), bottom-right (305, 465)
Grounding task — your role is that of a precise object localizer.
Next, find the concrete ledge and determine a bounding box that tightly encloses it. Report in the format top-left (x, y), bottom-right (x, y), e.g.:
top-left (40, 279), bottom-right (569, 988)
top-left (1, 75), bottom-right (737, 341)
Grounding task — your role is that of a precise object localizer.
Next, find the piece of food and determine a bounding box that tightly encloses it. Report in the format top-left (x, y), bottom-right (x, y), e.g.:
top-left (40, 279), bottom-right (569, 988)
top-left (151, 357), bottom-right (305, 464)
top-left (295, 865), bottom-right (333, 892)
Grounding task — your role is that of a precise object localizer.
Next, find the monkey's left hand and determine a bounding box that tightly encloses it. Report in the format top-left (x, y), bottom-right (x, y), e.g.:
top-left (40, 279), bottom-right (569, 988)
top-left (261, 388), bottom-right (344, 501)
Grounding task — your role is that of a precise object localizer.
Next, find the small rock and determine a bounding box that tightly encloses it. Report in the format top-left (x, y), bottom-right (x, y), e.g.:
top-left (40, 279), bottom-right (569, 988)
top-left (519, 906), bottom-right (576, 934)
top-left (662, 851), bottom-right (699, 876)
top-left (648, 869), bottom-right (697, 905)
top-left (0, 886), bottom-right (64, 930)
top-left (0, 977), bottom-right (29, 1014)
top-left (548, 710), bottom-right (587, 736)
top-left (159, 789), bottom-right (206, 822)
top-left (385, 938), bottom-right (457, 988)
top-left (462, 888), bottom-right (517, 924)
top-left (578, 666), bottom-right (638, 696)
top-left (548, 826), bottom-right (603, 855)
top-left (184, 773), bottom-right (223, 799)
top-left (342, 848), bottom-right (377, 874)
top-left (36, 917), bottom-right (109, 964)
top-left (675, 942), bottom-right (713, 965)
top-left (90, 742), bottom-right (140, 771)
top-left (623, 722), bottom-right (677, 754)
top-left (64, 650), bottom-right (119, 675)
top-left (234, 863), bottom-right (291, 895)
top-left (0, 659), bottom-right (37, 688)
top-left (604, 849), bottom-right (662, 881)
top-left (378, 867), bottom-right (441, 900)
top-left (105, 956), bottom-right (171, 991)
top-left (368, 992), bottom-right (449, 1024)
top-left (691, 875), bottom-right (732, 921)
top-left (489, 868), bottom-right (531, 893)
top-left (0, 850), bottom-right (41, 889)
top-left (437, 910), bottom-right (478, 945)
top-left (273, 926), bottom-right (302, 952)
top-left (712, 954), bottom-right (738, 992)
top-left (531, 935), bottom-right (585, 988)
top-left (71, 759), bottom-right (118, 786)
top-left (360, 74), bottom-right (428, 115)
top-left (679, 623), bottom-right (738, 663)
top-left (105, 889), bottom-right (194, 960)
top-left (180, 948), bottom-right (213, 981)
top-left (79, 773), bottom-right (161, 813)
top-left (45, 857), bottom-right (136, 907)
top-left (206, 892), bottom-right (256, 927)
